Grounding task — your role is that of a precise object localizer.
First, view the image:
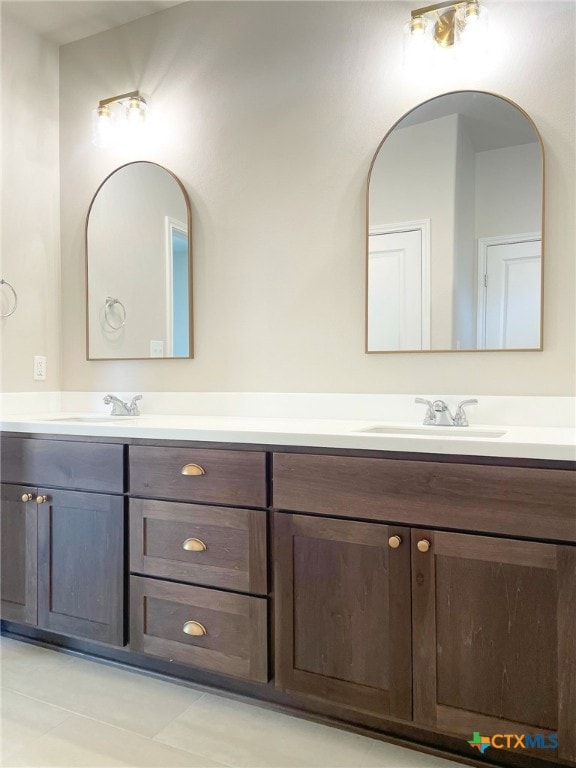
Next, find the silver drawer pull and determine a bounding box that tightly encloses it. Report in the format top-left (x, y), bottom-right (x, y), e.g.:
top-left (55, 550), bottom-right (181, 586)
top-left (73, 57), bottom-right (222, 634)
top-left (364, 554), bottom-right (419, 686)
top-left (183, 621), bottom-right (207, 637)
top-left (183, 537), bottom-right (207, 552)
top-left (181, 464), bottom-right (205, 476)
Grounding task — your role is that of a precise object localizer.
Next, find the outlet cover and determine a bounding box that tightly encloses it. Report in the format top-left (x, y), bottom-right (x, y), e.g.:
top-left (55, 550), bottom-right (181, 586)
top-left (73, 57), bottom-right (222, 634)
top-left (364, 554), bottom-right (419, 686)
top-left (33, 356), bottom-right (47, 381)
top-left (150, 340), bottom-right (164, 358)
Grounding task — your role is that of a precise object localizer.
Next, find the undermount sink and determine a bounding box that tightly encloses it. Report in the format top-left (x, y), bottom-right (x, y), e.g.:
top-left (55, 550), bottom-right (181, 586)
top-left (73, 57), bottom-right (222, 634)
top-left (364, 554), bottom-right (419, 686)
top-left (41, 416), bottom-right (137, 424)
top-left (357, 425), bottom-right (507, 438)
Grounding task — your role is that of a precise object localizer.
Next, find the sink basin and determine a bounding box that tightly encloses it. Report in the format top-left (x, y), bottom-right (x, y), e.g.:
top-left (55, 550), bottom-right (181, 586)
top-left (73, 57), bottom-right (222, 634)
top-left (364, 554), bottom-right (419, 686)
top-left (357, 425), bottom-right (507, 438)
top-left (41, 416), bottom-right (137, 424)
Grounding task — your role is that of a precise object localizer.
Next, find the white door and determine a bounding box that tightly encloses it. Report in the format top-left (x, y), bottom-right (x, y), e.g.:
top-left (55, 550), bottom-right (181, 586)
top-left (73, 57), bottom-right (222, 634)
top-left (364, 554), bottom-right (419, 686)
top-left (479, 238), bottom-right (541, 349)
top-left (367, 228), bottom-right (428, 351)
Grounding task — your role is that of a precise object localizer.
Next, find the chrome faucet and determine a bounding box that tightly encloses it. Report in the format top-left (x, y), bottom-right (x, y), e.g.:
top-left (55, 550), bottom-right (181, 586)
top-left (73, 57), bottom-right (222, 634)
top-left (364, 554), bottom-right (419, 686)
top-left (415, 398), bottom-right (478, 427)
top-left (103, 394), bottom-right (142, 416)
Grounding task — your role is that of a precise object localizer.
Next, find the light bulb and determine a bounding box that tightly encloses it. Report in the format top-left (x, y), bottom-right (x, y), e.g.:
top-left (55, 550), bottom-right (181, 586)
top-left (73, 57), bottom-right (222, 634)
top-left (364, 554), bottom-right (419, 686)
top-left (456, 1), bottom-right (489, 62)
top-left (92, 104), bottom-right (118, 149)
top-left (403, 16), bottom-right (433, 73)
top-left (126, 97), bottom-right (147, 125)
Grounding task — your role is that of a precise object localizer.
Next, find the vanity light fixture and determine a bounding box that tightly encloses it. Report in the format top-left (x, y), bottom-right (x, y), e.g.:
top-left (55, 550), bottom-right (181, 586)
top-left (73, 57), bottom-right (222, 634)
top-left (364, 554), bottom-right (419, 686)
top-left (404, 0), bottom-right (489, 69)
top-left (92, 91), bottom-right (147, 148)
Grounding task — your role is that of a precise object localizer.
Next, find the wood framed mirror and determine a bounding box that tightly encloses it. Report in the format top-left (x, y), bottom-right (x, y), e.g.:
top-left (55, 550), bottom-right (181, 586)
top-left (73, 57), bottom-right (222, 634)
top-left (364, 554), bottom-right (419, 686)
top-left (366, 91), bottom-right (544, 353)
top-left (86, 161), bottom-right (193, 360)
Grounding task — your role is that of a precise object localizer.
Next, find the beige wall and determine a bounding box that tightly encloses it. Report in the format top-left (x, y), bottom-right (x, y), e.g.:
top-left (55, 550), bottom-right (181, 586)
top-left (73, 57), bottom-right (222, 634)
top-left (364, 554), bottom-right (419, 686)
top-left (52, 1), bottom-right (575, 394)
top-left (1, 10), bottom-right (61, 392)
top-left (475, 143), bottom-right (542, 238)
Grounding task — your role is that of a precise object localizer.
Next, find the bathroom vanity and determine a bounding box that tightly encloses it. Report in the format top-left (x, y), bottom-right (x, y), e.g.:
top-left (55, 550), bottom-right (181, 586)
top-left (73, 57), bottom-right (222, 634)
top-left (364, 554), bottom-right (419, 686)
top-left (1, 423), bottom-right (575, 768)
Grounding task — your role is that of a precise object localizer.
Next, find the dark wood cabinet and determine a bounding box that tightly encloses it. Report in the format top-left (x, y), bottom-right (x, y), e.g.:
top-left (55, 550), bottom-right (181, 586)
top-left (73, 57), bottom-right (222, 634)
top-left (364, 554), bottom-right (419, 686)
top-left (37, 489), bottom-right (125, 646)
top-left (274, 513), bottom-right (576, 764)
top-left (274, 513), bottom-right (412, 720)
top-left (411, 529), bottom-right (576, 764)
top-left (0, 484), bottom-right (38, 625)
top-left (2, 433), bottom-right (575, 768)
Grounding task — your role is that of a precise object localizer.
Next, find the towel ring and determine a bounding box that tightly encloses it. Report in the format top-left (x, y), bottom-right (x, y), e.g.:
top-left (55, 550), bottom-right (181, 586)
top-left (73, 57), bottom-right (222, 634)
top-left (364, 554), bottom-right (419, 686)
top-left (0, 279), bottom-right (17, 318)
top-left (104, 296), bottom-right (126, 330)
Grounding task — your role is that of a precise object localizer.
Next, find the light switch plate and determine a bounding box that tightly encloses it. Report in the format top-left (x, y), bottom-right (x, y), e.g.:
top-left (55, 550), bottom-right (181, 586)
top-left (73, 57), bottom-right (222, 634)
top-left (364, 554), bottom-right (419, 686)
top-left (33, 355), bottom-right (47, 381)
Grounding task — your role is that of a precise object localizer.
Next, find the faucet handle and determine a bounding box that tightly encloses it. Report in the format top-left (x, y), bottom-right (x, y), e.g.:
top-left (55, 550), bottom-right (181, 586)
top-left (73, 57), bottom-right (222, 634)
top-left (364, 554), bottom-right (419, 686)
top-left (128, 394), bottom-right (143, 416)
top-left (415, 398), bottom-right (436, 425)
top-left (454, 399), bottom-right (478, 426)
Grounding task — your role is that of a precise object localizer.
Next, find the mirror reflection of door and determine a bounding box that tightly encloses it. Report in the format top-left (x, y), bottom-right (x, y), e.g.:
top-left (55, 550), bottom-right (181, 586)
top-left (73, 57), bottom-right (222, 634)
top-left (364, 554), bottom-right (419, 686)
top-left (165, 218), bottom-right (190, 357)
top-left (368, 222), bottom-right (430, 351)
top-left (477, 235), bottom-right (542, 349)
top-left (366, 91), bottom-right (543, 353)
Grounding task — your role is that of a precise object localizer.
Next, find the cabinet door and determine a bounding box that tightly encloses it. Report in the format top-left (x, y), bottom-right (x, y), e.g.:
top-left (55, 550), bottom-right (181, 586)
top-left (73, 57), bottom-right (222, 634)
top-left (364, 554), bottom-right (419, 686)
top-left (274, 513), bottom-right (411, 720)
top-left (0, 484), bottom-right (38, 625)
top-left (37, 489), bottom-right (125, 646)
top-left (412, 530), bottom-right (576, 763)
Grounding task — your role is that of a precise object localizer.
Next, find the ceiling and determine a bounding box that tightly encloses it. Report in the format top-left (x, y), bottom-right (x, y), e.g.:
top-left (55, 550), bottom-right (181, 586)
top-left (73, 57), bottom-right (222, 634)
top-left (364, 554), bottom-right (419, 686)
top-left (397, 92), bottom-right (539, 152)
top-left (2, 1), bottom-right (186, 45)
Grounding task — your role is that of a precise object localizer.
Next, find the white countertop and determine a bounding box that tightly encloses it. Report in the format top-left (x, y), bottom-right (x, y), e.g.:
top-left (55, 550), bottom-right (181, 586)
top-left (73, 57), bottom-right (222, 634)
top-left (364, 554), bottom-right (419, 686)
top-left (1, 413), bottom-right (575, 461)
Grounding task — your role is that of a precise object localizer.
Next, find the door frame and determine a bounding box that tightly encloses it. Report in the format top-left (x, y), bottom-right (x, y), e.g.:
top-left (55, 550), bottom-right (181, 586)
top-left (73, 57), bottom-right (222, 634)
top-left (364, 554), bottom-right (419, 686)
top-left (368, 219), bottom-right (431, 350)
top-left (476, 232), bottom-right (542, 349)
top-left (164, 216), bottom-right (188, 357)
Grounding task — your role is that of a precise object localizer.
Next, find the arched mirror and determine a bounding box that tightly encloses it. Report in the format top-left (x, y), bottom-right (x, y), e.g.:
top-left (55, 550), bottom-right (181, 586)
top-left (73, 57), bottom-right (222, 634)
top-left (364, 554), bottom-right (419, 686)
top-left (86, 161), bottom-right (192, 360)
top-left (366, 91), bottom-right (543, 353)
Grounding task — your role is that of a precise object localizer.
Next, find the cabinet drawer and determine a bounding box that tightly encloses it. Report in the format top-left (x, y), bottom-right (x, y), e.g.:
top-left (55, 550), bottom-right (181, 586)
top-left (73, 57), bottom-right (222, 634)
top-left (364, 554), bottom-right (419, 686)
top-left (130, 499), bottom-right (267, 594)
top-left (130, 576), bottom-right (268, 682)
top-left (273, 453), bottom-right (576, 542)
top-left (0, 437), bottom-right (124, 494)
top-left (130, 446), bottom-right (266, 508)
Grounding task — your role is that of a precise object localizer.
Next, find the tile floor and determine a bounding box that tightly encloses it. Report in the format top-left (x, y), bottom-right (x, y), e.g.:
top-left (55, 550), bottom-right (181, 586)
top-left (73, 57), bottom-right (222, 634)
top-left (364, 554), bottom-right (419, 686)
top-left (0, 637), bottom-right (462, 768)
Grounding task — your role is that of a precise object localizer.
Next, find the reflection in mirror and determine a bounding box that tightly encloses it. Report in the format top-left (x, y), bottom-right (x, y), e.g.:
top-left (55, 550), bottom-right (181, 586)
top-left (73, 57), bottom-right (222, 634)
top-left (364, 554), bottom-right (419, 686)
top-left (366, 91), bottom-right (543, 353)
top-left (87, 162), bottom-right (192, 359)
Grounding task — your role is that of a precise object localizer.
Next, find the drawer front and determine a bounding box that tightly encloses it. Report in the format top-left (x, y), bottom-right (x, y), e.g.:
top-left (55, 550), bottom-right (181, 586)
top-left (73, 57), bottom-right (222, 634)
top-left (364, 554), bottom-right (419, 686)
top-left (1, 437), bottom-right (124, 494)
top-left (273, 453), bottom-right (576, 542)
top-left (130, 499), bottom-right (267, 594)
top-left (130, 446), bottom-right (266, 508)
top-left (130, 576), bottom-right (268, 682)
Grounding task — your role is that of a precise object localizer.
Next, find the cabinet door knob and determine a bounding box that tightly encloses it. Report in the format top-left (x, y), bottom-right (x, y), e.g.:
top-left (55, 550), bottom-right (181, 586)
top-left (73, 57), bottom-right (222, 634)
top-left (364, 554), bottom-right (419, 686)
top-left (183, 621), bottom-right (207, 637)
top-left (183, 537), bottom-right (207, 552)
top-left (181, 464), bottom-right (205, 476)
top-left (21, 493), bottom-right (34, 502)
top-left (36, 495), bottom-right (49, 504)
top-left (388, 535), bottom-right (402, 549)
top-left (417, 539), bottom-right (431, 553)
